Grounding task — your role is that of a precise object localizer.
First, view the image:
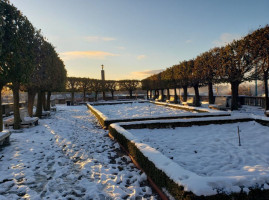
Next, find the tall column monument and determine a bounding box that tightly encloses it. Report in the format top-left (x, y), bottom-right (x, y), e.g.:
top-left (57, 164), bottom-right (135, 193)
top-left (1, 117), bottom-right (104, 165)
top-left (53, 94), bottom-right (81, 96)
top-left (101, 65), bottom-right (106, 100)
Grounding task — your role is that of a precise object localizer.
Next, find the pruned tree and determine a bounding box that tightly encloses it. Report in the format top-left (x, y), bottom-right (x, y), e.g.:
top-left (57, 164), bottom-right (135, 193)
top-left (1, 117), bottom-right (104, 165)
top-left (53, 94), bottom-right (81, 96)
top-left (141, 78), bottom-right (151, 99)
top-left (89, 79), bottom-right (102, 101)
top-left (105, 80), bottom-right (118, 99)
top-left (79, 78), bottom-right (91, 102)
top-left (197, 48), bottom-right (221, 104)
top-left (219, 39), bottom-right (254, 110)
top-left (66, 77), bottom-right (80, 105)
top-left (175, 61), bottom-right (191, 102)
top-left (0, 1), bottom-right (7, 131)
top-left (246, 25), bottom-right (269, 110)
top-left (45, 56), bottom-right (66, 111)
top-left (1, 1), bottom-right (36, 129)
top-left (192, 59), bottom-right (203, 106)
top-left (118, 80), bottom-right (140, 98)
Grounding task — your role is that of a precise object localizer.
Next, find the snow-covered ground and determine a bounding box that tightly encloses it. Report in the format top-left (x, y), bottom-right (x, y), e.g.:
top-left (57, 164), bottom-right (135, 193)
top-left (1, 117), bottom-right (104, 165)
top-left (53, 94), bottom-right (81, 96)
top-left (93, 102), bottom-right (192, 119)
top-left (0, 105), bottom-right (159, 200)
top-left (129, 122), bottom-right (269, 177)
top-left (111, 105), bottom-right (269, 196)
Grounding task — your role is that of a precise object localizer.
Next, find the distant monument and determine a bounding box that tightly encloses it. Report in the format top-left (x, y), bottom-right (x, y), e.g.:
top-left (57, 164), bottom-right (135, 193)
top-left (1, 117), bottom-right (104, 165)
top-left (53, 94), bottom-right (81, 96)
top-left (101, 65), bottom-right (106, 100)
top-left (101, 64), bottom-right (105, 81)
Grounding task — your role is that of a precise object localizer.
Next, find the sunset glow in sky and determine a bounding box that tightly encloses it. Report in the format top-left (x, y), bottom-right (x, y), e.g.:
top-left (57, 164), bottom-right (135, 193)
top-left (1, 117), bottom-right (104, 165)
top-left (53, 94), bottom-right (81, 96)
top-left (9, 0), bottom-right (269, 80)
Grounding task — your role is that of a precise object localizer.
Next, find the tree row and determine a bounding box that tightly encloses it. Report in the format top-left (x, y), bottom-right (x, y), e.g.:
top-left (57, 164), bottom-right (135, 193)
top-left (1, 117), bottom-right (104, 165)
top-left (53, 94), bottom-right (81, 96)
top-left (142, 25), bottom-right (269, 111)
top-left (0, 1), bottom-right (67, 130)
top-left (66, 77), bottom-right (141, 104)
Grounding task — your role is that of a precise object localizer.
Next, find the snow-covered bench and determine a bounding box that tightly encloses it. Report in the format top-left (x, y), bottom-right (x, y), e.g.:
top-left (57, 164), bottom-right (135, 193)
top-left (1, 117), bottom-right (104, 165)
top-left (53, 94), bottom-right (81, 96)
top-left (155, 95), bottom-right (163, 102)
top-left (182, 97), bottom-right (194, 106)
top-left (0, 131), bottom-right (11, 146)
top-left (3, 108), bottom-right (39, 128)
top-left (166, 96), bottom-right (178, 104)
top-left (209, 97), bottom-right (228, 110)
top-left (50, 100), bottom-right (56, 111)
top-left (265, 110), bottom-right (269, 117)
top-left (42, 110), bottom-right (51, 117)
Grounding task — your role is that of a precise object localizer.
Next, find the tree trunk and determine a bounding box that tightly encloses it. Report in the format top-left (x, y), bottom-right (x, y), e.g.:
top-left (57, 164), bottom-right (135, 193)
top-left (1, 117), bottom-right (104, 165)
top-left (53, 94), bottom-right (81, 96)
top-left (71, 91), bottom-right (75, 105)
top-left (174, 88), bottom-right (178, 103)
top-left (129, 90), bottom-right (133, 98)
top-left (27, 89), bottom-right (36, 117)
top-left (35, 91), bottom-right (43, 118)
top-left (183, 86), bottom-right (188, 102)
top-left (95, 91), bottom-right (98, 101)
top-left (0, 85), bottom-right (3, 132)
top-left (47, 91), bottom-right (51, 111)
top-left (146, 90), bottom-right (149, 100)
top-left (42, 91), bottom-right (46, 111)
top-left (103, 91), bottom-right (106, 100)
top-left (12, 82), bottom-right (21, 129)
top-left (264, 71), bottom-right (269, 110)
top-left (83, 90), bottom-right (86, 102)
top-left (208, 82), bottom-right (214, 104)
top-left (231, 82), bottom-right (240, 110)
top-left (194, 85), bottom-right (201, 107)
top-left (111, 91), bottom-right (114, 100)
top-left (150, 90), bottom-right (152, 99)
top-left (161, 89), bottom-right (164, 101)
top-left (167, 89), bottom-right (170, 100)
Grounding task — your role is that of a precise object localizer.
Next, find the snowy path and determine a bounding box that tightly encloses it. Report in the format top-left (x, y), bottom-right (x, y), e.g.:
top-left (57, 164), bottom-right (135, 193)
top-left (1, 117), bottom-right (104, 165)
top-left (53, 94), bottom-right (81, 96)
top-left (0, 105), bottom-right (159, 200)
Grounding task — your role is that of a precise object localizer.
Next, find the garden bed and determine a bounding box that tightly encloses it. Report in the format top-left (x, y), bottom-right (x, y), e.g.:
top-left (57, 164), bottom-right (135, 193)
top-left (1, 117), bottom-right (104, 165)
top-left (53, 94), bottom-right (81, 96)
top-left (87, 101), bottom-right (230, 129)
top-left (109, 117), bottom-right (269, 199)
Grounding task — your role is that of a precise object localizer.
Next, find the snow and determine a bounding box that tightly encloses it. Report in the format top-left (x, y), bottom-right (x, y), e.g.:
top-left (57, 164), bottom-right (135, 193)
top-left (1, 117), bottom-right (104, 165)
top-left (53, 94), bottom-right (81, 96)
top-left (0, 105), bottom-right (158, 199)
top-left (110, 105), bottom-right (269, 196)
top-left (130, 122), bottom-right (269, 177)
top-left (152, 101), bottom-right (220, 113)
top-left (91, 102), bottom-right (195, 120)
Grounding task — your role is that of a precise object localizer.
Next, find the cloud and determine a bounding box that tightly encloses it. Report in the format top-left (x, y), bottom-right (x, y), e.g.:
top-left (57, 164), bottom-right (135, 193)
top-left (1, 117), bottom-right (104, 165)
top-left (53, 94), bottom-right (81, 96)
top-left (60, 51), bottom-right (119, 60)
top-left (137, 55), bottom-right (147, 60)
top-left (130, 69), bottom-right (164, 79)
top-left (213, 33), bottom-right (241, 47)
top-left (185, 39), bottom-right (192, 44)
top-left (85, 36), bottom-right (116, 42)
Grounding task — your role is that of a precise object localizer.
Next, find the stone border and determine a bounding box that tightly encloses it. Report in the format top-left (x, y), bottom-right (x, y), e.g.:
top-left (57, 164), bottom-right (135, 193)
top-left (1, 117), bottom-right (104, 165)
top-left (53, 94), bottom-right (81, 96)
top-left (0, 130), bottom-right (11, 147)
top-left (89, 100), bottom-right (149, 106)
top-left (151, 101), bottom-right (214, 113)
top-left (87, 102), bottom-right (230, 129)
top-left (109, 117), bottom-right (269, 200)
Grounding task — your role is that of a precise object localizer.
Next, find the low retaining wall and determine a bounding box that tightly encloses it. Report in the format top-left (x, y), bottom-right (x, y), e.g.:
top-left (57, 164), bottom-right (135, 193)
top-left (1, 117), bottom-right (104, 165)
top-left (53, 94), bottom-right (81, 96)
top-left (152, 101), bottom-right (211, 113)
top-left (89, 100), bottom-right (149, 106)
top-left (0, 131), bottom-right (11, 147)
top-left (118, 116), bottom-right (253, 129)
top-left (87, 103), bottom-right (231, 129)
top-left (109, 118), bottom-right (269, 200)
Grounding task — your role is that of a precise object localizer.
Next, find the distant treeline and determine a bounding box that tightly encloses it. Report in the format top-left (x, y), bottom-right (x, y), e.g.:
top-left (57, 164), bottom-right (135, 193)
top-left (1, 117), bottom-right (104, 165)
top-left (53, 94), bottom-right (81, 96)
top-left (66, 77), bottom-right (141, 104)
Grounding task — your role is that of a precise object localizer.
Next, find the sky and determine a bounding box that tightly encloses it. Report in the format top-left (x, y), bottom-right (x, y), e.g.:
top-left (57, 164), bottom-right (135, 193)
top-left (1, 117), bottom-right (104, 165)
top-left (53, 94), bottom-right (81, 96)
top-left (9, 0), bottom-right (269, 80)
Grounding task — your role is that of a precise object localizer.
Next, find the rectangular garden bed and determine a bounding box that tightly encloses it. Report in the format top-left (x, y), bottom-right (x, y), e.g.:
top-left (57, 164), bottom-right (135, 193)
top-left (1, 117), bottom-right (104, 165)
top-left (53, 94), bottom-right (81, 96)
top-left (109, 116), bottom-right (269, 200)
top-left (87, 101), bottom-right (230, 129)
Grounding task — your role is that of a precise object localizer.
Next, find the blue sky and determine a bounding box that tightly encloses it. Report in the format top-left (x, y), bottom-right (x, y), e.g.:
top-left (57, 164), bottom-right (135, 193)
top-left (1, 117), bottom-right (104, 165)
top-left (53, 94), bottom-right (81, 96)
top-left (9, 0), bottom-right (269, 80)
